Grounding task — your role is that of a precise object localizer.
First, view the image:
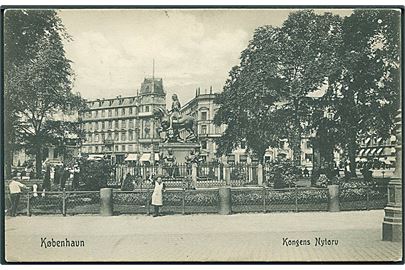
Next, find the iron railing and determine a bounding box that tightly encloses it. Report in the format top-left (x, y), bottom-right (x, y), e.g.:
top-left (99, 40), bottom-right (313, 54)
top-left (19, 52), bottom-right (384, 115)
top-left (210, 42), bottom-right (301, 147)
top-left (5, 185), bottom-right (388, 216)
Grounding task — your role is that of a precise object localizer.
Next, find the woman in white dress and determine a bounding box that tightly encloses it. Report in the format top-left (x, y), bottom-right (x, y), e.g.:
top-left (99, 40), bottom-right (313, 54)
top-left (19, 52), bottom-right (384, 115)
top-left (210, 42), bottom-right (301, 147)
top-left (151, 176), bottom-right (165, 217)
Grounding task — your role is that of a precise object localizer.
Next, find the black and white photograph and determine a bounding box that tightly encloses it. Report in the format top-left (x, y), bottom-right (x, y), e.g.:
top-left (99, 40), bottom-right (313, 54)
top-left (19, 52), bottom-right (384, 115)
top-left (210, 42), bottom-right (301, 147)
top-left (2, 6), bottom-right (403, 263)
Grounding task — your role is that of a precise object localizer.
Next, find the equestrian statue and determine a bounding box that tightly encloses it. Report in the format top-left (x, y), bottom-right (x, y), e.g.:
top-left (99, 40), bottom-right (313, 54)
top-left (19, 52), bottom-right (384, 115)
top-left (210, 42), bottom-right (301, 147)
top-left (153, 94), bottom-right (197, 143)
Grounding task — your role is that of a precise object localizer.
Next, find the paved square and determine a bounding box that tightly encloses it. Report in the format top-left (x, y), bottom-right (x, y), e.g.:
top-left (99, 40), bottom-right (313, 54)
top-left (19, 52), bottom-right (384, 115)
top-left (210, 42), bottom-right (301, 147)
top-left (4, 210), bottom-right (403, 262)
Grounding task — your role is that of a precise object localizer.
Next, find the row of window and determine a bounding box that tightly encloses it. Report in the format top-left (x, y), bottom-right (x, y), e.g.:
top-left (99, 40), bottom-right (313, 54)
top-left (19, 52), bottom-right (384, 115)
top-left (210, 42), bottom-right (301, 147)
top-left (84, 129), bottom-right (153, 143)
top-left (83, 144), bottom-right (136, 153)
top-left (199, 124), bottom-right (223, 135)
top-left (83, 119), bottom-right (152, 132)
top-left (82, 105), bottom-right (151, 119)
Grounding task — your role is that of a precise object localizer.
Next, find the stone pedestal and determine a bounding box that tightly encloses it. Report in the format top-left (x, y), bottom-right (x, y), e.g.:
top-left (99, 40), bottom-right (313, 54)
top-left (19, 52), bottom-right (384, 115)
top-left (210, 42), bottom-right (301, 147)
top-left (100, 188), bottom-right (113, 216)
top-left (328, 185), bottom-right (340, 212)
top-left (159, 142), bottom-right (200, 164)
top-left (382, 110), bottom-right (402, 242)
top-left (382, 173), bottom-right (402, 242)
top-left (218, 187), bottom-right (231, 215)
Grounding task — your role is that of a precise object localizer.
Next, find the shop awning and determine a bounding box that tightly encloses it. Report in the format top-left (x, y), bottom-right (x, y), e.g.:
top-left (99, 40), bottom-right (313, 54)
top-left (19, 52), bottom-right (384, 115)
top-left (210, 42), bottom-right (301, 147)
top-left (139, 153), bottom-right (160, 162)
top-left (364, 138), bottom-right (371, 145)
top-left (358, 149), bottom-right (365, 156)
top-left (363, 149), bottom-right (371, 156)
top-left (124, 154), bottom-right (138, 161)
top-left (87, 154), bottom-right (104, 160)
top-left (376, 148), bottom-right (384, 156)
top-left (376, 138), bottom-right (382, 144)
top-left (139, 153), bottom-right (151, 162)
top-left (370, 148), bottom-right (377, 155)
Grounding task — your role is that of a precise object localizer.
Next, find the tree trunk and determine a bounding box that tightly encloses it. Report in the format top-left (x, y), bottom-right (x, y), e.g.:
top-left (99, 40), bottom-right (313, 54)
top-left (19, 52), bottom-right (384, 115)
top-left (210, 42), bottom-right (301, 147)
top-left (35, 145), bottom-right (43, 179)
top-left (4, 143), bottom-right (13, 180)
top-left (292, 129), bottom-right (301, 167)
top-left (292, 98), bottom-right (301, 167)
top-left (348, 136), bottom-right (357, 178)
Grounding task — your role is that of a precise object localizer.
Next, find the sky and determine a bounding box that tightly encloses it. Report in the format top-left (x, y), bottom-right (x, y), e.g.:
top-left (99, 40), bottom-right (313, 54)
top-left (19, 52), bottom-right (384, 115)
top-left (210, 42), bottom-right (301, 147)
top-left (59, 9), bottom-right (352, 106)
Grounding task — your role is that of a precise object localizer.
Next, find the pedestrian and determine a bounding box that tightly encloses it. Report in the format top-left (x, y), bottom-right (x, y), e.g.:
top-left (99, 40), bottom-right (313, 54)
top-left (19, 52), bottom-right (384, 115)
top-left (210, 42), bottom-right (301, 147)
top-left (61, 167), bottom-right (69, 189)
top-left (54, 165), bottom-right (60, 185)
top-left (72, 164), bottom-right (80, 190)
top-left (43, 166), bottom-right (51, 191)
top-left (8, 179), bottom-right (27, 217)
top-left (151, 176), bottom-right (165, 217)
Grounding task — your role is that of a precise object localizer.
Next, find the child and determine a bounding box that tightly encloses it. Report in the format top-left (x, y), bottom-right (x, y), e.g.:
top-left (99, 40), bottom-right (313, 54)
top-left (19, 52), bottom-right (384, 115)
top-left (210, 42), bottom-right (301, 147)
top-left (151, 176), bottom-right (165, 217)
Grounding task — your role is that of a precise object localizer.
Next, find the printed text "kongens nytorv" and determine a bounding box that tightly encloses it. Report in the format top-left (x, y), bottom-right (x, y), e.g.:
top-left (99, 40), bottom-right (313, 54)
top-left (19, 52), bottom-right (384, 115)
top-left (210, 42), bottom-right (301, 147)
top-left (282, 237), bottom-right (339, 247)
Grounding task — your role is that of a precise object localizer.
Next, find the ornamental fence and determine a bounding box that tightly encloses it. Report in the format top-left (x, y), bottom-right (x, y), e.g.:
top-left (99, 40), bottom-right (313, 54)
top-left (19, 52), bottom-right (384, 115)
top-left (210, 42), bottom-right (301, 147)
top-left (111, 162), bottom-right (261, 188)
top-left (5, 185), bottom-right (387, 217)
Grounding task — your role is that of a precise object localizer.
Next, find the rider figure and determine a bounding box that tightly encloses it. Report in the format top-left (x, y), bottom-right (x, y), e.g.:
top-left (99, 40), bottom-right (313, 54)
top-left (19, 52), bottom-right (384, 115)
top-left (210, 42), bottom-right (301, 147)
top-left (169, 94), bottom-right (181, 132)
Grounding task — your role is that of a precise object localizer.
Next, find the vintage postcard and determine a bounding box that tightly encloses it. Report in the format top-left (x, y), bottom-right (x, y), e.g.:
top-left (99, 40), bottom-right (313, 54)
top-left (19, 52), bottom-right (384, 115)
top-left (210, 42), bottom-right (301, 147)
top-left (2, 7), bottom-right (403, 263)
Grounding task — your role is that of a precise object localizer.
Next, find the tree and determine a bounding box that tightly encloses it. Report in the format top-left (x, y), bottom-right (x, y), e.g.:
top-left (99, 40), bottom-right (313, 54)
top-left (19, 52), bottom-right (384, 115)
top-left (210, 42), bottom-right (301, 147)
top-left (4, 10), bottom-right (86, 178)
top-left (327, 9), bottom-right (401, 174)
top-left (214, 10), bottom-right (343, 164)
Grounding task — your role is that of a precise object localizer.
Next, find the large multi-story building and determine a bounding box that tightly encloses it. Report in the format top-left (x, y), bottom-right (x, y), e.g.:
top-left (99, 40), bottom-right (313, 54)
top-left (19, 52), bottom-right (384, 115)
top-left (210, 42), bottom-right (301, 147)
top-left (180, 88), bottom-right (317, 166)
top-left (180, 87), bottom-right (225, 162)
top-left (80, 77), bottom-right (165, 163)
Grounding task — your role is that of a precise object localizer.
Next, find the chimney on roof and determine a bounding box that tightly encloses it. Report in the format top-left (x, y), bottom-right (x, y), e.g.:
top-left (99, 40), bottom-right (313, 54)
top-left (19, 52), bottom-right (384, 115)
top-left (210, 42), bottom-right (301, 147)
top-left (195, 88), bottom-right (198, 97)
top-left (210, 86), bottom-right (213, 94)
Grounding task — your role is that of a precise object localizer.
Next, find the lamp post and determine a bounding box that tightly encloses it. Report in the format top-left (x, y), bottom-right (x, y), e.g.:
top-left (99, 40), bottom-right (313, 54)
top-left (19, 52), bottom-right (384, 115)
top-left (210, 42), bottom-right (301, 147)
top-left (382, 109), bottom-right (402, 241)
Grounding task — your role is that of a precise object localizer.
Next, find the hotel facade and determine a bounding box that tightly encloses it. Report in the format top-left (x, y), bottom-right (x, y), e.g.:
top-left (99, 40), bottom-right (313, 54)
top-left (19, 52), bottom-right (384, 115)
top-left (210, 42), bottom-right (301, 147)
top-left (79, 77), bottom-right (165, 163)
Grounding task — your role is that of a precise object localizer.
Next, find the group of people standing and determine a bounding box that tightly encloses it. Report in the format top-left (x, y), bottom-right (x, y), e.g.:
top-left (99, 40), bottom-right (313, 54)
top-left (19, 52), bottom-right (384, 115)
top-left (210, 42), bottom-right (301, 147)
top-left (42, 163), bottom-right (81, 191)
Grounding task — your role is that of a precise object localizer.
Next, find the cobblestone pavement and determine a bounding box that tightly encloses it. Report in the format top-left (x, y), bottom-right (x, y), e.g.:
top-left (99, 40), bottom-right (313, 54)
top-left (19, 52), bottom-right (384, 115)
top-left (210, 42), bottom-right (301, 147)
top-left (4, 210), bottom-right (403, 262)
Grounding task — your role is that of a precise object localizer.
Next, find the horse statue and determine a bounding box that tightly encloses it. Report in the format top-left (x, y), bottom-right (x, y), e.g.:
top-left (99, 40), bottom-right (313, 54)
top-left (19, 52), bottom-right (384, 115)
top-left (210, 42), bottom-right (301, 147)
top-left (153, 107), bottom-right (197, 143)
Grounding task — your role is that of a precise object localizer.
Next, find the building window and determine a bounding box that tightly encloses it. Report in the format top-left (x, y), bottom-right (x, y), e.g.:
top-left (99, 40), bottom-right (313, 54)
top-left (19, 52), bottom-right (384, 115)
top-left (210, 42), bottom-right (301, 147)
top-left (129, 131), bottom-right (134, 141)
top-left (107, 132), bottom-right (112, 140)
top-left (129, 107), bottom-right (133, 115)
top-left (115, 120), bottom-right (119, 129)
top-left (101, 110), bottom-right (105, 117)
top-left (122, 120), bottom-right (126, 129)
top-left (115, 108), bottom-right (119, 116)
top-left (128, 145), bottom-right (133, 152)
top-left (122, 145), bottom-right (126, 151)
top-left (201, 111), bottom-right (208, 121)
top-left (145, 106), bottom-right (149, 112)
top-left (129, 120), bottom-right (134, 129)
top-left (201, 141), bottom-right (207, 149)
top-left (95, 146), bottom-right (99, 153)
top-left (101, 133), bottom-right (105, 141)
top-left (215, 125), bottom-right (221, 134)
top-left (115, 145), bottom-right (119, 152)
top-left (108, 109), bottom-right (112, 117)
top-left (201, 125), bottom-right (207, 134)
top-left (95, 134), bottom-right (99, 142)
top-left (115, 132), bottom-right (119, 141)
top-left (122, 108), bottom-right (125, 115)
top-left (121, 132), bottom-right (126, 141)
top-left (108, 121), bottom-right (112, 129)
top-left (144, 127), bottom-right (150, 138)
top-left (305, 153), bottom-right (313, 162)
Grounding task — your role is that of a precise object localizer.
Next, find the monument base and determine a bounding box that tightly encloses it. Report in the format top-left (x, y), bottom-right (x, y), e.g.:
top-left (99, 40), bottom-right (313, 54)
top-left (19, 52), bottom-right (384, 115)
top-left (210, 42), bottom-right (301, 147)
top-left (382, 178), bottom-right (402, 242)
top-left (159, 142), bottom-right (200, 163)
